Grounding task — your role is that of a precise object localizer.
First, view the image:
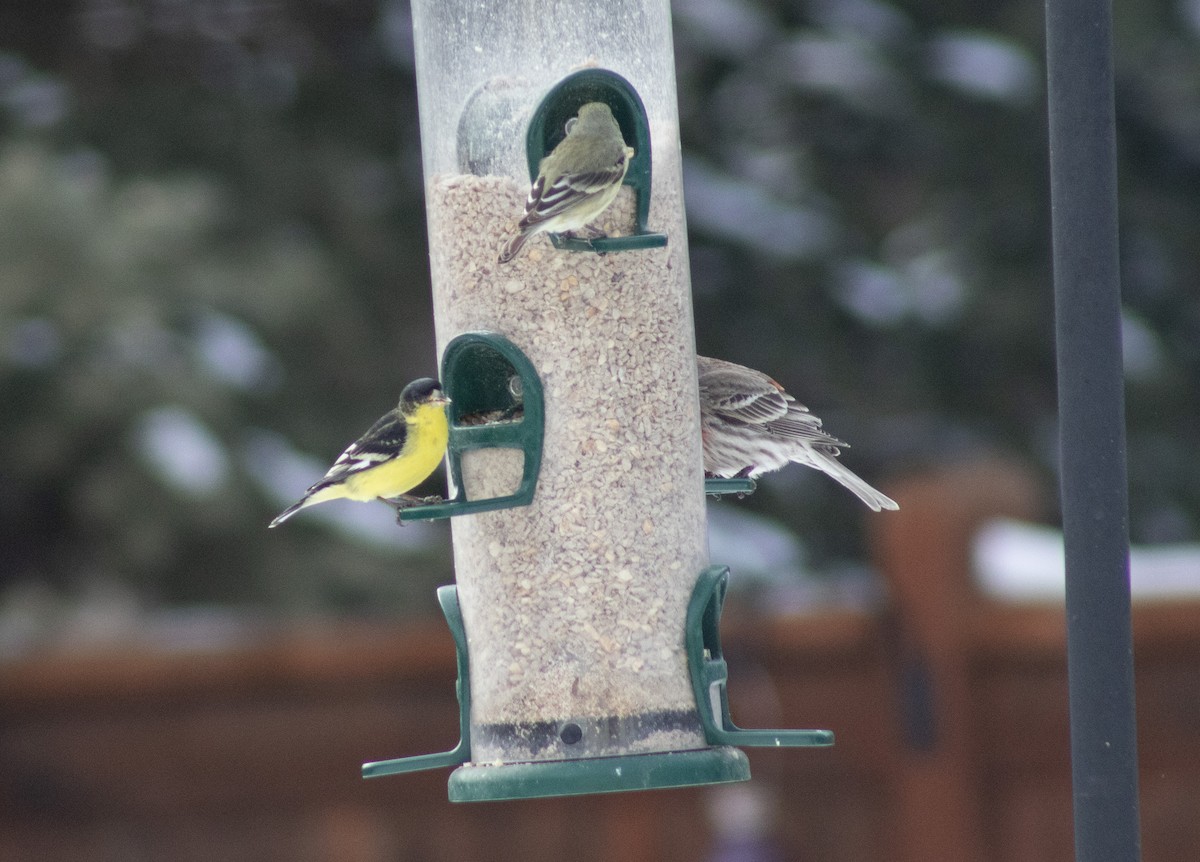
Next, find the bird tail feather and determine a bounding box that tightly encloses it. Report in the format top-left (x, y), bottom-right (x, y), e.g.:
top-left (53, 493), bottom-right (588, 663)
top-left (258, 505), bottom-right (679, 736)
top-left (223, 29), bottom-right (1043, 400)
top-left (809, 450), bottom-right (898, 512)
top-left (499, 230), bottom-right (530, 264)
top-left (269, 495), bottom-right (315, 528)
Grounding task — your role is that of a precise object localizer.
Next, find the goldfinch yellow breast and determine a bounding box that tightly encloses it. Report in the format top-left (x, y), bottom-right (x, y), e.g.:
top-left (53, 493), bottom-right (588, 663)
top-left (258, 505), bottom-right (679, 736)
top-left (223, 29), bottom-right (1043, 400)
top-left (268, 377), bottom-right (451, 527)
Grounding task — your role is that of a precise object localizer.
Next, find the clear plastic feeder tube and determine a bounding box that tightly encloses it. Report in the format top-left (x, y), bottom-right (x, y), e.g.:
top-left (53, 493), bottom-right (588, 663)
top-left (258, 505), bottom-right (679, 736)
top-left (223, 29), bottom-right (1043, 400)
top-left (413, 0), bottom-right (708, 764)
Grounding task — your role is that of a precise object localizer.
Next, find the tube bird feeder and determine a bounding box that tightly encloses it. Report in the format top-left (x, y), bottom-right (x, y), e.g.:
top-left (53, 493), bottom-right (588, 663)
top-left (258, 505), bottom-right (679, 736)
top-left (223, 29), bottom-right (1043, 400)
top-left (363, 0), bottom-right (831, 801)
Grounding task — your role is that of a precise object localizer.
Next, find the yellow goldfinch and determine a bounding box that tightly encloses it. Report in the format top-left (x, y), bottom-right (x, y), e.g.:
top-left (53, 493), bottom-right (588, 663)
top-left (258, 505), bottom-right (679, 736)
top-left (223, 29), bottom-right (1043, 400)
top-left (697, 356), bottom-right (898, 512)
top-left (269, 378), bottom-right (451, 527)
top-left (499, 101), bottom-right (634, 263)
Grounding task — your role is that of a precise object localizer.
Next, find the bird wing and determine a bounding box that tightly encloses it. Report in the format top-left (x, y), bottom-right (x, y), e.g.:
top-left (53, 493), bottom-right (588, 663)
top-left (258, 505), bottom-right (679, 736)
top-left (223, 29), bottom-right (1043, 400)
top-left (765, 406), bottom-right (849, 451)
top-left (308, 410), bottom-right (408, 491)
top-left (706, 387), bottom-right (791, 425)
top-left (697, 357), bottom-right (791, 424)
top-left (519, 153), bottom-right (629, 230)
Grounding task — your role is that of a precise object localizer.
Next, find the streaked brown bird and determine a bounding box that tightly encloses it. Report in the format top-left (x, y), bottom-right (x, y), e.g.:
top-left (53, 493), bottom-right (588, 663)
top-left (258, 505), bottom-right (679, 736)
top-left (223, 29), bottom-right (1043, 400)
top-left (697, 355), bottom-right (898, 512)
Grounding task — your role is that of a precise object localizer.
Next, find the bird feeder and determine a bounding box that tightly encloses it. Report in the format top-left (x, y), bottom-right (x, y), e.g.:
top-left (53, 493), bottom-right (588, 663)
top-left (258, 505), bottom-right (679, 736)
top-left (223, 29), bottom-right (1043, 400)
top-left (364, 0), bottom-right (831, 800)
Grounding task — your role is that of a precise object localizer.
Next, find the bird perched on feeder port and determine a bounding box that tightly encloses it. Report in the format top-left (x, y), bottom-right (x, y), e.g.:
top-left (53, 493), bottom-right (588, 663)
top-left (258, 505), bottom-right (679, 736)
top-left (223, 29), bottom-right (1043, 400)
top-left (697, 356), bottom-right (898, 512)
top-left (498, 101), bottom-right (634, 263)
top-left (269, 378), bottom-right (451, 527)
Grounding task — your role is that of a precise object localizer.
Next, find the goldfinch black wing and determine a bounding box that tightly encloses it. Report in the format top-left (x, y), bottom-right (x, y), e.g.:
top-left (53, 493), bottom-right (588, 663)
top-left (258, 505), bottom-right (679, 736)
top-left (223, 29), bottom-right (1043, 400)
top-left (519, 154), bottom-right (629, 230)
top-left (307, 410), bottom-right (409, 491)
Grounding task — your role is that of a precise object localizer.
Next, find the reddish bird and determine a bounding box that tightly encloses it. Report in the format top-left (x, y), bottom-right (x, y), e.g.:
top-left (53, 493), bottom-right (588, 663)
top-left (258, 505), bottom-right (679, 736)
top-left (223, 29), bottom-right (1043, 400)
top-left (697, 355), bottom-right (898, 512)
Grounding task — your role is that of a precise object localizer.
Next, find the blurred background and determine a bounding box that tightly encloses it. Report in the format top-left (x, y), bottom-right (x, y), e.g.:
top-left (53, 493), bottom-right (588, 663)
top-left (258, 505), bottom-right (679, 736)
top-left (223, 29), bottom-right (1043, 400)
top-left (1, 1), bottom-right (1198, 860)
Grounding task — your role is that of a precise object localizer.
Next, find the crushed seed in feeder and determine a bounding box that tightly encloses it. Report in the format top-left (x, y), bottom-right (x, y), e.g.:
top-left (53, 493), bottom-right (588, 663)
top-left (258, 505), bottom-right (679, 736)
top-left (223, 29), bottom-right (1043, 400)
top-left (428, 147), bottom-right (709, 762)
top-left (458, 408), bottom-right (524, 426)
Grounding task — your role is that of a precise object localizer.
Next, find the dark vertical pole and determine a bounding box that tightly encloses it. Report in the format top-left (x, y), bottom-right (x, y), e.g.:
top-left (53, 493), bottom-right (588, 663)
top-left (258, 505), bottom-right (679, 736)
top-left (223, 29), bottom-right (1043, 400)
top-left (1044, 0), bottom-right (1141, 861)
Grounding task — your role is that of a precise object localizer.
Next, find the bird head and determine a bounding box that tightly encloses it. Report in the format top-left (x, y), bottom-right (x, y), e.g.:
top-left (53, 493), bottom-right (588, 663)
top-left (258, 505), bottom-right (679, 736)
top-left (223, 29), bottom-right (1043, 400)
top-left (399, 377), bottom-right (451, 413)
top-left (570, 102), bottom-right (619, 136)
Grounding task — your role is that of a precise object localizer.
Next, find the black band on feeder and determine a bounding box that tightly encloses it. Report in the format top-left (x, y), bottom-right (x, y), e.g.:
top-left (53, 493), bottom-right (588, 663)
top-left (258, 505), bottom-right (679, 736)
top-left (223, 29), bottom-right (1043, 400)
top-left (525, 69), bottom-right (668, 254)
top-left (470, 710), bottom-right (706, 763)
top-left (397, 331), bottom-right (544, 522)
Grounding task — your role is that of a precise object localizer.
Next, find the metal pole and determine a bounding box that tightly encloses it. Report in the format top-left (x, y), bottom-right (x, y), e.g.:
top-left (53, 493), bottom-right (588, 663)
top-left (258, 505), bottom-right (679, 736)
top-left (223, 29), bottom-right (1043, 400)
top-left (1044, 0), bottom-right (1142, 860)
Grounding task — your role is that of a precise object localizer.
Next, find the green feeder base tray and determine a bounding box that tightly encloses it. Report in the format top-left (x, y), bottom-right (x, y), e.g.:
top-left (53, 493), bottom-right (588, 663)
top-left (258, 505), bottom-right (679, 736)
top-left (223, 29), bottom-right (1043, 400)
top-left (447, 746), bottom-right (750, 802)
top-left (363, 569), bottom-right (833, 799)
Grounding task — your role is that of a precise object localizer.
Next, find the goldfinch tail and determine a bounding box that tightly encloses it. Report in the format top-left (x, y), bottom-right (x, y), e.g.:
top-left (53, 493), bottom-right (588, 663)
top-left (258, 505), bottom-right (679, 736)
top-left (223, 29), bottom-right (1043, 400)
top-left (269, 481), bottom-right (350, 527)
top-left (498, 230), bottom-right (530, 264)
top-left (269, 494), bottom-right (319, 528)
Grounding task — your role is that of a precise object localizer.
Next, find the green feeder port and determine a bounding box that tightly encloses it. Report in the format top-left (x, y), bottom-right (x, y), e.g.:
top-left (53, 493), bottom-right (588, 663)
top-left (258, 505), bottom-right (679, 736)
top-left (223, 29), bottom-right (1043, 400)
top-left (704, 477), bottom-right (757, 497)
top-left (396, 331), bottom-right (543, 522)
top-left (525, 69), bottom-right (669, 255)
top-left (362, 565), bottom-right (832, 800)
